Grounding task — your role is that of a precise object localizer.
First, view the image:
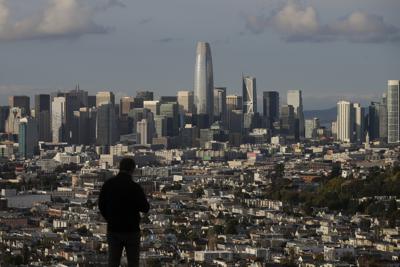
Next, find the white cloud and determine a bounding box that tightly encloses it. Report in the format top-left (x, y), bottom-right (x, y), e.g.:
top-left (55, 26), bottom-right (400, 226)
top-left (244, 1), bottom-right (400, 43)
top-left (0, 0), bottom-right (119, 41)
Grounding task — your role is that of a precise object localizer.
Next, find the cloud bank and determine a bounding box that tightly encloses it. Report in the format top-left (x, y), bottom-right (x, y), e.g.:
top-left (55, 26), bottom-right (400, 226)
top-left (245, 1), bottom-right (400, 43)
top-left (0, 0), bottom-right (120, 41)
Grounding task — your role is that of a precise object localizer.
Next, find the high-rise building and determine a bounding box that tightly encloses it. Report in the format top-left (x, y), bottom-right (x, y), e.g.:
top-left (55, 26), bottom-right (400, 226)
top-left (6, 107), bottom-right (22, 135)
top-left (388, 80), bottom-right (400, 144)
top-left (35, 94), bottom-right (52, 141)
top-left (143, 101), bottom-right (160, 115)
top-left (177, 91), bottom-right (194, 114)
top-left (68, 85), bottom-right (88, 107)
top-left (226, 95), bottom-right (242, 131)
top-left (337, 100), bottom-right (354, 143)
top-left (96, 91), bottom-right (115, 107)
top-left (213, 87), bottom-right (227, 124)
top-left (353, 103), bottom-right (365, 143)
top-left (379, 93), bottom-right (388, 142)
top-left (263, 91), bottom-right (279, 130)
top-left (18, 117), bottom-right (38, 159)
top-left (242, 76), bottom-right (257, 114)
top-left (280, 105), bottom-right (295, 142)
top-left (287, 90), bottom-right (305, 138)
top-left (0, 106), bottom-right (10, 133)
top-left (96, 103), bottom-right (118, 146)
top-left (368, 102), bottom-right (380, 141)
top-left (136, 91), bottom-right (154, 101)
top-left (9, 96), bottom-right (30, 116)
top-left (305, 118), bottom-right (320, 139)
top-left (160, 102), bottom-right (179, 136)
top-left (154, 115), bottom-right (167, 138)
top-left (120, 96), bottom-right (135, 116)
top-left (52, 97), bottom-right (66, 143)
top-left (73, 108), bottom-right (97, 145)
top-left (136, 115), bottom-right (156, 145)
top-left (194, 42), bottom-right (214, 125)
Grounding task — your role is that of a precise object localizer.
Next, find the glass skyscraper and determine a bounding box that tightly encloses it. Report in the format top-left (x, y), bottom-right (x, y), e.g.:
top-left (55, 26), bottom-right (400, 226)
top-left (194, 42), bottom-right (214, 125)
top-left (388, 80), bottom-right (400, 144)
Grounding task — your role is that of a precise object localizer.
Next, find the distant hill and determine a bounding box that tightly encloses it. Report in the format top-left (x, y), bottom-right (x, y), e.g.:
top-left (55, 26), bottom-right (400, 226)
top-left (304, 107), bottom-right (336, 124)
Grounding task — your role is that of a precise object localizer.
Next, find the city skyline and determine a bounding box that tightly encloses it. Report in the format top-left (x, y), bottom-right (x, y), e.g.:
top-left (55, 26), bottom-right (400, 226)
top-left (0, 0), bottom-right (399, 109)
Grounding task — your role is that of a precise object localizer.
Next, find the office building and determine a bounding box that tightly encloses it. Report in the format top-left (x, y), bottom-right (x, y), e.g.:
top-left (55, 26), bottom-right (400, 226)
top-left (305, 118), bottom-right (320, 139)
top-left (194, 42), bottom-right (214, 125)
top-left (368, 102), bottom-right (380, 141)
top-left (0, 106), bottom-right (10, 133)
top-left (263, 91), bottom-right (279, 130)
top-left (337, 100), bottom-right (354, 143)
top-left (9, 96), bottom-right (30, 116)
top-left (35, 94), bottom-right (51, 142)
top-left (379, 93), bottom-right (388, 142)
top-left (242, 76), bottom-right (257, 114)
top-left (154, 115), bottom-right (167, 138)
top-left (120, 96), bottom-right (135, 116)
top-left (18, 117), bottom-right (38, 159)
top-left (52, 97), bottom-right (66, 143)
top-left (353, 103), bottom-right (364, 143)
top-left (144, 101), bottom-right (160, 115)
top-left (6, 107), bottom-right (22, 135)
top-left (160, 102), bottom-right (179, 136)
top-left (280, 105), bottom-right (295, 142)
top-left (73, 108), bottom-right (97, 145)
top-left (214, 87), bottom-right (227, 124)
top-left (177, 91), bottom-right (194, 114)
top-left (96, 91), bottom-right (115, 107)
top-left (68, 85), bottom-right (88, 107)
top-left (287, 90), bottom-right (305, 138)
top-left (96, 103), bottom-right (118, 146)
top-left (388, 80), bottom-right (400, 144)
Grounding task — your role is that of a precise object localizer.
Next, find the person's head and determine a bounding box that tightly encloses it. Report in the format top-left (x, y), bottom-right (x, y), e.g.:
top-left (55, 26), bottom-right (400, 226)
top-left (119, 157), bottom-right (136, 175)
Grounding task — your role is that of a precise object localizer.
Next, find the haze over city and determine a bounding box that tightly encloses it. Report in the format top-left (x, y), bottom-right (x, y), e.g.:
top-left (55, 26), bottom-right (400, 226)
top-left (0, 0), bottom-right (399, 109)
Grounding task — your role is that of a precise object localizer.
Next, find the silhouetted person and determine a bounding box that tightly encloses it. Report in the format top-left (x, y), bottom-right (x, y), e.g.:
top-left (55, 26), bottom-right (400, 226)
top-left (99, 158), bottom-right (150, 267)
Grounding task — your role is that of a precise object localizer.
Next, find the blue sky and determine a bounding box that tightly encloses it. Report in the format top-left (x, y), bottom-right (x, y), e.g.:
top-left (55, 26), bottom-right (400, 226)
top-left (0, 0), bottom-right (399, 109)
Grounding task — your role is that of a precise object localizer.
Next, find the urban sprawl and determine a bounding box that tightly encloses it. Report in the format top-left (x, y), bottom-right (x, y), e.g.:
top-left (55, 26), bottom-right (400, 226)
top-left (0, 42), bottom-right (400, 266)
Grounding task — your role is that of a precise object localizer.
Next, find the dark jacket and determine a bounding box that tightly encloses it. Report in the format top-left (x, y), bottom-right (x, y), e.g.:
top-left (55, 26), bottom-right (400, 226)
top-left (98, 172), bottom-right (150, 232)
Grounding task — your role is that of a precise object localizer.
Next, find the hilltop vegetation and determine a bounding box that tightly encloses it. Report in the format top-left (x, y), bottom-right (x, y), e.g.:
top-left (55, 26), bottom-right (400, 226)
top-left (268, 166), bottom-right (400, 225)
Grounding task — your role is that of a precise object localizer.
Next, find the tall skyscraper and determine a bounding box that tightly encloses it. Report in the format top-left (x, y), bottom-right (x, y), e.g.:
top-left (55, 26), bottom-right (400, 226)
top-left (194, 42), bottom-right (214, 125)
top-left (280, 105), bottom-right (295, 141)
top-left (353, 103), bottom-right (365, 143)
top-left (9, 96), bottom-right (30, 116)
top-left (379, 93), bottom-right (388, 142)
top-left (137, 118), bottom-right (154, 145)
top-left (305, 118), bottom-right (320, 139)
top-left (73, 108), bottom-right (97, 145)
top-left (387, 80), bottom-right (400, 144)
top-left (160, 102), bottom-right (179, 136)
top-left (96, 91), bottom-right (115, 107)
top-left (287, 90), bottom-right (305, 139)
top-left (35, 94), bottom-right (52, 142)
top-left (68, 85), bottom-right (88, 107)
top-left (51, 97), bottom-right (66, 143)
top-left (213, 87), bottom-right (227, 124)
top-left (242, 75), bottom-right (257, 114)
top-left (18, 117), bottom-right (38, 159)
top-left (96, 103), bottom-right (118, 146)
top-left (263, 91), bottom-right (280, 130)
top-left (6, 107), bottom-right (22, 135)
top-left (0, 106), bottom-right (10, 133)
top-left (226, 95), bottom-right (242, 131)
top-left (368, 102), bottom-right (380, 141)
top-left (337, 100), bottom-right (354, 143)
top-left (177, 91), bottom-right (194, 114)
